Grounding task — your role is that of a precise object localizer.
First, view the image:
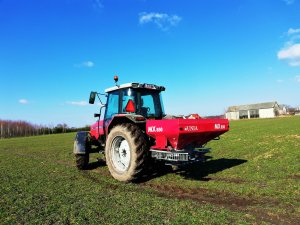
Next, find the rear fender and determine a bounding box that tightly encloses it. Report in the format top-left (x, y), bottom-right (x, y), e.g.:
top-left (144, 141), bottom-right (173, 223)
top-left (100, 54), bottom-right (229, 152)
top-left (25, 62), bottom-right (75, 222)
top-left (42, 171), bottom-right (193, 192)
top-left (73, 131), bottom-right (90, 155)
top-left (107, 115), bottom-right (146, 134)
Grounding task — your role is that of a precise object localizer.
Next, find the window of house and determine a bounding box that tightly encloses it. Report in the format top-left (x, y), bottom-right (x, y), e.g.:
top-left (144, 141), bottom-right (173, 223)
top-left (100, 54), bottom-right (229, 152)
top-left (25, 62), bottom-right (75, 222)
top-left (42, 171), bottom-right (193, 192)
top-left (250, 109), bottom-right (259, 118)
top-left (239, 110), bottom-right (248, 119)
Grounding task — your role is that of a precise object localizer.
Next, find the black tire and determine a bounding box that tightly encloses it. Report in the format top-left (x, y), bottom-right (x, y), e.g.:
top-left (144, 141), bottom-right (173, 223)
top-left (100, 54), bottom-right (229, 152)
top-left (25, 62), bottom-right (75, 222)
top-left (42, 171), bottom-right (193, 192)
top-left (75, 154), bottom-right (89, 170)
top-left (105, 123), bottom-right (149, 182)
top-left (74, 131), bottom-right (91, 170)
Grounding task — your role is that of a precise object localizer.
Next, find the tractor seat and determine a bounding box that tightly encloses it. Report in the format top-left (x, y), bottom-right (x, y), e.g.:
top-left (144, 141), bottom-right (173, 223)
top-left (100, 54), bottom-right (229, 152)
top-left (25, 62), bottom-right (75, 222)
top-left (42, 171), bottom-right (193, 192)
top-left (140, 107), bottom-right (148, 117)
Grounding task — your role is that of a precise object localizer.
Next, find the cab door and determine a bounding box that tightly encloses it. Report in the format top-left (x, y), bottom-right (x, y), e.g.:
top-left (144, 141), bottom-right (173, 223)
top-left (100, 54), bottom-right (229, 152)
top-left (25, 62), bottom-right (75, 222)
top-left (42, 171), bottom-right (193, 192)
top-left (104, 90), bottom-right (120, 132)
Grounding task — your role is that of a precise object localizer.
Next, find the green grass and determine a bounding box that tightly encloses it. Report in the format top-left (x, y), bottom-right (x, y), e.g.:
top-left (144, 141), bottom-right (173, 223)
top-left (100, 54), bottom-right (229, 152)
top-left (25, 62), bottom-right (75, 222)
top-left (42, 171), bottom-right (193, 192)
top-left (0, 117), bottom-right (299, 224)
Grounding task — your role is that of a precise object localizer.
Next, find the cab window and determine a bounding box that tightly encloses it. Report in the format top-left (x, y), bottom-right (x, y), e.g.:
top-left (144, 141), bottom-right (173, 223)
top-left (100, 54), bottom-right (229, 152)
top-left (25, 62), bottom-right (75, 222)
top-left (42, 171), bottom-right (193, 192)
top-left (140, 94), bottom-right (155, 117)
top-left (121, 88), bottom-right (136, 113)
top-left (105, 91), bottom-right (119, 120)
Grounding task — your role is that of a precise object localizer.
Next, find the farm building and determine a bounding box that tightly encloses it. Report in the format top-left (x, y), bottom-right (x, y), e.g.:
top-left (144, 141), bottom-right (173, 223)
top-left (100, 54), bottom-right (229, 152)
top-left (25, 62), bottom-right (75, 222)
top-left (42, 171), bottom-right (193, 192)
top-left (225, 102), bottom-right (280, 120)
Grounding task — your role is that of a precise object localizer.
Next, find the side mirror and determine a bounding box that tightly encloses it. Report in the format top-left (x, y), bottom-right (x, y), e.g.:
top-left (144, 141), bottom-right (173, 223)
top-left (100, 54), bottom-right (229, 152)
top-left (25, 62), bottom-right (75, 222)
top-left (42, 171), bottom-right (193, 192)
top-left (89, 92), bottom-right (97, 104)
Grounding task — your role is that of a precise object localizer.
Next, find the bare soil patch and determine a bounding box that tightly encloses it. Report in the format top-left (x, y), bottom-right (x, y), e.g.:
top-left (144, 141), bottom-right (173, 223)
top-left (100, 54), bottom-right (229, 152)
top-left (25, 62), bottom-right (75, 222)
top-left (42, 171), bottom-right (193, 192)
top-left (290, 134), bottom-right (300, 139)
top-left (210, 177), bottom-right (245, 184)
top-left (141, 182), bottom-right (299, 225)
top-left (287, 174), bottom-right (300, 179)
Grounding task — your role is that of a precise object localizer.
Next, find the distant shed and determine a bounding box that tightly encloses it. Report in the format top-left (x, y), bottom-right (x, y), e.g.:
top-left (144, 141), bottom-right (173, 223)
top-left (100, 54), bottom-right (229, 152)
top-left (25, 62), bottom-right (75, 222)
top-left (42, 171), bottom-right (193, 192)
top-left (225, 102), bottom-right (280, 120)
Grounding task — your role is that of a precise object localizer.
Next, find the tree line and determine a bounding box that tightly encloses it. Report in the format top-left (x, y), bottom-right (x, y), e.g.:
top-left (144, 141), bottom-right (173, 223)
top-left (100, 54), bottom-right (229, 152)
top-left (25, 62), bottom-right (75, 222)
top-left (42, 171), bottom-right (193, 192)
top-left (0, 120), bottom-right (89, 139)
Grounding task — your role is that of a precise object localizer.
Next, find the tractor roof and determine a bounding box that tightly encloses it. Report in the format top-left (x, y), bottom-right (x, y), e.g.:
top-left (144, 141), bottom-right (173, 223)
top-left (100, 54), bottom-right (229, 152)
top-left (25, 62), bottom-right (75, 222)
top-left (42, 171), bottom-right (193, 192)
top-left (105, 83), bottom-right (165, 93)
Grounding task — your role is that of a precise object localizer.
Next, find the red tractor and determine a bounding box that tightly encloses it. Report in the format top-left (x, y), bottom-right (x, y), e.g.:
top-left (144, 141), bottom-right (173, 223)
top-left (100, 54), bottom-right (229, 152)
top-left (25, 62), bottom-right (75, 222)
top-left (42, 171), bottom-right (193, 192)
top-left (73, 77), bottom-right (229, 182)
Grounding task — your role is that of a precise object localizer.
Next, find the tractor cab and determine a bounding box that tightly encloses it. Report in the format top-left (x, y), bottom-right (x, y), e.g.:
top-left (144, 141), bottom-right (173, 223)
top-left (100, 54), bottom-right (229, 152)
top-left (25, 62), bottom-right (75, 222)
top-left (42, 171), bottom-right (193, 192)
top-left (104, 83), bottom-right (166, 120)
top-left (88, 81), bottom-right (166, 142)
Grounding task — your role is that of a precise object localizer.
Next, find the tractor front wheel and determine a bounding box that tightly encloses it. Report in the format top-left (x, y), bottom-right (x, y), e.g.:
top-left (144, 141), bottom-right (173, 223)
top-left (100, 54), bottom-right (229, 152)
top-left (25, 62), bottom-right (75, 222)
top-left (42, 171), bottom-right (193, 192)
top-left (105, 123), bottom-right (149, 182)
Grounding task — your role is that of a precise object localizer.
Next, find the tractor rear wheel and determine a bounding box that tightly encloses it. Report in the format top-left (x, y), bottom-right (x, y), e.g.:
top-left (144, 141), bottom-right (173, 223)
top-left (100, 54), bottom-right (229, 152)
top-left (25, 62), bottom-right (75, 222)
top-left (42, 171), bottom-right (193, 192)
top-left (105, 123), bottom-right (149, 182)
top-left (75, 154), bottom-right (89, 170)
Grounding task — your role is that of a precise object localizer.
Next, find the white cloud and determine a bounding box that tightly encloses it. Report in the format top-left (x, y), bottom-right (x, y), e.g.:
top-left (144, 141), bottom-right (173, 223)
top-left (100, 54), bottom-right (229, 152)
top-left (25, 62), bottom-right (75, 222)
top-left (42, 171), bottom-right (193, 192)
top-left (295, 76), bottom-right (300, 82)
top-left (288, 28), bottom-right (300, 35)
top-left (277, 43), bottom-right (300, 66)
top-left (82, 61), bottom-right (95, 67)
top-left (276, 79), bottom-right (284, 83)
top-left (75, 61), bottom-right (95, 68)
top-left (283, 0), bottom-right (295, 5)
top-left (278, 28), bottom-right (300, 66)
top-left (139, 12), bottom-right (182, 31)
top-left (66, 101), bottom-right (89, 106)
top-left (278, 43), bottom-right (300, 59)
top-left (19, 99), bottom-right (29, 104)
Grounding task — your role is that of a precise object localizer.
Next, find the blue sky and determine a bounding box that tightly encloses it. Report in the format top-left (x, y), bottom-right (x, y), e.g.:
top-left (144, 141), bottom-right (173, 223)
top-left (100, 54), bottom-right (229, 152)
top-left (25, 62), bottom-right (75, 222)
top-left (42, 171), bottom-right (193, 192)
top-left (0, 0), bottom-right (299, 127)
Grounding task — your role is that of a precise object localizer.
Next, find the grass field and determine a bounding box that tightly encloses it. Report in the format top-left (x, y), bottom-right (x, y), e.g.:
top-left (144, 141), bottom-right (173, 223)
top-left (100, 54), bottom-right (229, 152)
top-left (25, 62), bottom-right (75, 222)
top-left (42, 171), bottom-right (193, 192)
top-left (0, 117), bottom-right (299, 224)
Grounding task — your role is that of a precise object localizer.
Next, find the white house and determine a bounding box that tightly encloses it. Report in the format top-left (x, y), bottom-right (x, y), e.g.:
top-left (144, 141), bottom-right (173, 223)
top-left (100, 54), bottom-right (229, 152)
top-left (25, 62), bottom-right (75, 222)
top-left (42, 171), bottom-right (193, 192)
top-left (225, 102), bottom-right (280, 120)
